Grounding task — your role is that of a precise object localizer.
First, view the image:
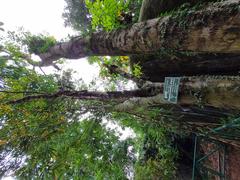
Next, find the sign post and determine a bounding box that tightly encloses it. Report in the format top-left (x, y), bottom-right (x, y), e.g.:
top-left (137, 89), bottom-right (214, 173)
top-left (163, 77), bottom-right (181, 104)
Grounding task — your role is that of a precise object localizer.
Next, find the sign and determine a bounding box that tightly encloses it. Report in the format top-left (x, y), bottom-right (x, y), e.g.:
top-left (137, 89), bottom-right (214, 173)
top-left (163, 77), bottom-right (181, 104)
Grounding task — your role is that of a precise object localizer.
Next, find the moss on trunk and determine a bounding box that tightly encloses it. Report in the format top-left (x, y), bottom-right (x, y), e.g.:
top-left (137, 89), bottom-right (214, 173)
top-left (131, 0), bottom-right (240, 82)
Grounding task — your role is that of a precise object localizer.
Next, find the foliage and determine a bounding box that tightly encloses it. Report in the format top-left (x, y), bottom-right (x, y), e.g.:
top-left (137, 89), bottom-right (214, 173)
top-left (1, 29), bottom-right (58, 59)
top-left (0, 55), bottom-right (179, 178)
top-left (62, 0), bottom-right (92, 34)
top-left (88, 55), bottom-right (143, 87)
top-left (89, 56), bottom-right (129, 74)
top-left (134, 125), bottom-right (178, 180)
top-left (23, 34), bottom-right (57, 54)
top-left (63, 0), bottom-right (142, 33)
top-left (0, 30), bottom-right (63, 71)
top-left (88, 56), bottom-right (131, 89)
top-left (111, 108), bottom-right (179, 179)
top-left (0, 57), bottom-right (134, 178)
top-left (127, 0), bottom-right (143, 22)
top-left (0, 100), bottom-right (132, 179)
top-left (132, 64), bottom-right (142, 78)
top-left (15, 116), bottom-right (129, 179)
top-left (0, 55), bottom-right (58, 95)
top-left (0, 5), bottom-right (181, 177)
top-left (0, 57), bottom-right (57, 177)
top-left (85, 0), bottom-right (129, 31)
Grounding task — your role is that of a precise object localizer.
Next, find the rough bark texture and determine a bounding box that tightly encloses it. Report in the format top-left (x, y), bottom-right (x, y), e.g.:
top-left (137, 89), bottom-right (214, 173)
top-left (134, 54), bottom-right (240, 82)
top-left (138, 0), bottom-right (214, 21)
top-left (114, 76), bottom-right (240, 111)
top-left (38, 37), bottom-right (92, 65)
top-left (39, 0), bottom-right (240, 65)
top-left (92, 2), bottom-right (240, 53)
top-left (179, 76), bottom-right (240, 109)
top-left (131, 0), bottom-right (240, 82)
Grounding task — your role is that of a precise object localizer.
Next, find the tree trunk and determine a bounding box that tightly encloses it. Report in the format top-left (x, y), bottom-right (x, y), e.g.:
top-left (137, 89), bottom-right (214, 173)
top-left (136, 54), bottom-right (240, 82)
top-left (7, 89), bottom-right (152, 104)
top-left (9, 76), bottom-right (240, 110)
top-left (114, 77), bottom-right (240, 111)
top-left (131, 0), bottom-right (240, 81)
top-left (39, 0), bottom-right (240, 65)
top-left (138, 0), bottom-right (214, 21)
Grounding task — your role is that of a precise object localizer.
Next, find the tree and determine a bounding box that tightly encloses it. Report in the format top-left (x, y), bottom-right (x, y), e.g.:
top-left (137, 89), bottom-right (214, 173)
top-left (0, 56), bottom-right (181, 179)
top-left (0, 0), bottom-right (239, 129)
top-left (0, 58), bottom-right (137, 179)
top-left (1, 0), bottom-right (240, 178)
top-left (132, 53), bottom-right (240, 82)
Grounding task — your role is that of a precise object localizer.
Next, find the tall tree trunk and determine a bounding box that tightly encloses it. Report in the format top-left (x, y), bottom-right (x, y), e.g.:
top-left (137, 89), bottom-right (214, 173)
top-left (137, 54), bottom-right (240, 82)
top-left (131, 0), bottom-right (240, 81)
top-left (38, 0), bottom-right (240, 65)
top-left (138, 0), bottom-right (214, 21)
top-left (114, 77), bottom-right (240, 111)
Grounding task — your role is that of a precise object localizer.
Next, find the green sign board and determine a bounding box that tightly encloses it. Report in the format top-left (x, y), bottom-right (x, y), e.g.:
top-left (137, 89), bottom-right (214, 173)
top-left (163, 77), bottom-right (181, 104)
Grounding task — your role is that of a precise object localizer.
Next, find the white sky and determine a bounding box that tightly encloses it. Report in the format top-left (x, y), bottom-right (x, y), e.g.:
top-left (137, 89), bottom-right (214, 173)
top-left (0, 0), bottom-right (100, 83)
top-left (0, 0), bottom-right (71, 40)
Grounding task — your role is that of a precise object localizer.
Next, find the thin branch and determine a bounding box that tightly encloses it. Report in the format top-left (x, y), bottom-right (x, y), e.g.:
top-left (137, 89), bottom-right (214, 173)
top-left (103, 63), bottom-right (148, 87)
top-left (39, 67), bottom-right (46, 76)
top-left (1, 48), bottom-right (61, 70)
top-left (52, 63), bottom-right (61, 71)
top-left (0, 90), bottom-right (46, 94)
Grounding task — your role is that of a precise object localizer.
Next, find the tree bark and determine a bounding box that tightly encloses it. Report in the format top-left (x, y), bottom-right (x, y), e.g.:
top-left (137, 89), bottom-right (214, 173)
top-left (131, 0), bottom-right (240, 81)
top-left (137, 54), bottom-right (240, 82)
top-left (138, 0), bottom-right (214, 21)
top-left (114, 77), bottom-right (240, 111)
top-left (38, 0), bottom-right (240, 65)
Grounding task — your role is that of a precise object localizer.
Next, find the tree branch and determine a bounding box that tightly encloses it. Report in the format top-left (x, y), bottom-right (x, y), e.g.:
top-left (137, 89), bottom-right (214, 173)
top-left (0, 90), bottom-right (45, 94)
top-left (103, 63), bottom-right (147, 86)
top-left (0, 48), bottom-right (60, 70)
